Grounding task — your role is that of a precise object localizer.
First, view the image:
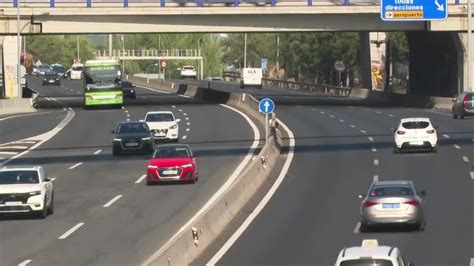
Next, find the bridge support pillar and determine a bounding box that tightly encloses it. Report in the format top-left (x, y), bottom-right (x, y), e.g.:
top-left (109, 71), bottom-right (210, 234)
top-left (457, 32), bottom-right (474, 93)
top-left (358, 32), bottom-right (388, 92)
top-left (2, 36), bottom-right (21, 98)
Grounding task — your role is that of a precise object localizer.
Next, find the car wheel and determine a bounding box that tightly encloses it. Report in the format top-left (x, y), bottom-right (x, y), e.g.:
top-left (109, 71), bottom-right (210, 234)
top-left (432, 145), bottom-right (438, 153)
top-left (418, 221), bottom-right (425, 231)
top-left (453, 113), bottom-right (458, 119)
top-left (393, 146), bottom-right (401, 154)
top-left (146, 179), bottom-right (152, 186)
top-left (112, 147), bottom-right (121, 156)
top-left (47, 193), bottom-right (54, 215)
top-left (37, 198), bottom-right (48, 219)
top-left (459, 113), bottom-right (465, 119)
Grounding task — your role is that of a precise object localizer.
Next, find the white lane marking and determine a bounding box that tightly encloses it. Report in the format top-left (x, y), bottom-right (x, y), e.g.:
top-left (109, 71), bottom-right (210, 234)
top-left (135, 174), bottom-right (146, 184)
top-left (63, 107), bottom-right (67, 111)
top-left (45, 97), bottom-right (51, 101)
top-left (58, 222), bottom-right (85, 239)
top-left (186, 128), bottom-right (190, 132)
top-left (297, 105), bottom-right (303, 108)
top-left (312, 108), bottom-right (317, 111)
top-left (127, 118), bottom-right (130, 121)
top-left (376, 111), bottom-right (381, 114)
top-left (339, 119), bottom-right (345, 123)
top-left (463, 156), bottom-right (469, 162)
top-left (93, 149), bottom-right (102, 155)
top-left (329, 115), bottom-right (335, 118)
top-left (353, 222), bottom-right (361, 234)
top-left (388, 114), bottom-right (394, 117)
top-left (368, 137), bottom-right (374, 142)
top-left (443, 134), bottom-right (450, 138)
top-left (0, 110), bottom-right (75, 167)
top-left (360, 130), bottom-right (367, 134)
top-left (470, 258), bottom-right (474, 266)
top-left (371, 147), bottom-right (377, 152)
top-left (125, 110), bottom-right (129, 113)
top-left (320, 111), bottom-right (325, 114)
top-left (470, 172), bottom-right (474, 180)
top-left (350, 125), bottom-right (356, 128)
top-left (1, 146), bottom-right (28, 149)
top-left (183, 113), bottom-right (188, 116)
top-left (18, 259), bottom-right (32, 266)
top-left (126, 113), bottom-right (130, 117)
top-left (186, 122), bottom-right (190, 126)
top-left (454, 144), bottom-right (461, 149)
top-left (16, 140), bottom-right (36, 144)
top-left (182, 135), bottom-right (187, 140)
top-left (185, 117), bottom-right (189, 120)
top-left (373, 175), bottom-right (379, 181)
top-left (374, 159), bottom-right (379, 166)
top-left (206, 117), bottom-right (295, 266)
top-left (103, 195), bottom-right (123, 208)
top-left (144, 103), bottom-right (262, 266)
top-left (0, 110), bottom-right (59, 122)
top-left (0, 151), bottom-right (18, 155)
top-left (178, 109), bottom-right (183, 112)
top-left (137, 85), bottom-right (172, 95)
top-left (68, 162), bottom-right (83, 170)
top-left (172, 105), bottom-right (176, 108)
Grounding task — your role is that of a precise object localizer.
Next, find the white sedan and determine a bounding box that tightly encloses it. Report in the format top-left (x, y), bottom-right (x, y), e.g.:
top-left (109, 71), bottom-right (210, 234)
top-left (393, 117), bottom-right (438, 153)
top-left (0, 166), bottom-right (54, 218)
top-left (143, 111), bottom-right (180, 143)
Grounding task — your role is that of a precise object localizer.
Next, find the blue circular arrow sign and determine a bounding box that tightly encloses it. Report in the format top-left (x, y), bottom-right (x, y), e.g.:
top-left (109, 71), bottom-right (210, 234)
top-left (259, 98), bottom-right (275, 114)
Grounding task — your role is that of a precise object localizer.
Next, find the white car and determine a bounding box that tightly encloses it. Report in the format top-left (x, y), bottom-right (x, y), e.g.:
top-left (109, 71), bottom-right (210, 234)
top-left (335, 239), bottom-right (414, 266)
top-left (70, 63), bottom-right (84, 80)
top-left (180, 66), bottom-right (197, 79)
top-left (0, 166), bottom-right (54, 218)
top-left (144, 111), bottom-right (180, 143)
top-left (393, 117), bottom-right (438, 153)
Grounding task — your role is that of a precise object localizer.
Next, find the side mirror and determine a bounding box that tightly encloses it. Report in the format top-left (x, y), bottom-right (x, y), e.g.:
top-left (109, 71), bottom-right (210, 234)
top-left (111, 130), bottom-right (115, 134)
top-left (176, 119), bottom-right (181, 123)
top-left (419, 190), bottom-right (427, 197)
top-left (358, 194), bottom-right (366, 199)
top-left (44, 178), bottom-right (51, 182)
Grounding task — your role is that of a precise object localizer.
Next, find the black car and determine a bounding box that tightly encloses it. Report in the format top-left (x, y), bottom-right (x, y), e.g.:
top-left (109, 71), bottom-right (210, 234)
top-left (51, 64), bottom-right (66, 78)
top-left (122, 80), bottom-right (136, 99)
top-left (111, 121), bottom-right (154, 155)
top-left (42, 72), bottom-right (60, 86)
top-left (452, 92), bottom-right (474, 119)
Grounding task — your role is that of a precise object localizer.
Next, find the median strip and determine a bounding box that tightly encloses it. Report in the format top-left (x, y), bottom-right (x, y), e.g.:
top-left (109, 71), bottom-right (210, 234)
top-left (58, 222), bottom-right (84, 239)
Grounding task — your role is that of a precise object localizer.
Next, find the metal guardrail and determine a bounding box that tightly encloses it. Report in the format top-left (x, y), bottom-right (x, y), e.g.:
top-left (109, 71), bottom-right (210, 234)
top-left (223, 71), bottom-right (351, 97)
top-left (95, 49), bottom-right (202, 59)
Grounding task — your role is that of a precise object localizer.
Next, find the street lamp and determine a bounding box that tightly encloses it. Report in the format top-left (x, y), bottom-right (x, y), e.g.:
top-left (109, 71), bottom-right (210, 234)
top-left (77, 35), bottom-right (80, 59)
top-left (244, 33), bottom-right (247, 68)
top-left (121, 34), bottom-right (125, 75)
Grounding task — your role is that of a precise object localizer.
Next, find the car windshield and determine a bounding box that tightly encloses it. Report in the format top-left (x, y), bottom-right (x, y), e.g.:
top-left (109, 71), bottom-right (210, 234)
top-left (340, 259), bottom-right (393, 266)
top-left (117, 123), bottom-right (148, 134)
top-left (122, 81), bottom-right (133, 88)
top-left (145, 113), bottom-right (174, 122)
top-left (0, 170), bottom-right (39, 184)
top-left (183, 67), bottom-right (194, 70)
top-left (153, 147), bottom-right (191, 158)
top-left (370, 186), bottom-right (414, 197)
top-left (402, 121), bottom-right (430, 129)
top-left (52, 66), bottom-right (65, 72)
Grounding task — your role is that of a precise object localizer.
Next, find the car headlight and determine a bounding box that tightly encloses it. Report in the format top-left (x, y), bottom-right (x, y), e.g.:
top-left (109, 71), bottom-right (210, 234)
top-left (148, 165), bottom-right (158, 169)
top-left (182, 163), bottom-right (193, 168)
top-left (142, 137), bottom-right (151, 140)
top-left (113, 138), bottom-right (122, 141)
top-left (131, 90), bottom-right (134, 93)
top-left (29, 190), bottom-right (41, 196)
top-left (170, 124), bottom-right (178, 130)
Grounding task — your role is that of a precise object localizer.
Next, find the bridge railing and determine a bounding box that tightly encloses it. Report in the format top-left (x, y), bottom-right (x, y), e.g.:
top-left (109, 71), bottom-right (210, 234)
top-left (1, 0), bottom-right (467, 8)
top-left (95, 49), bottom-right (202, 59)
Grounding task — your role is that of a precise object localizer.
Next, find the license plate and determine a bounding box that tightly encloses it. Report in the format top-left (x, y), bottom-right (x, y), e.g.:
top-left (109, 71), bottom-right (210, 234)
top-left (125, 142), bottom-right (139, 147)
top-left (410, 141), bottom-right (424, 145)
top-left (382, 203), bottom-right (400, 209)
top-left (155, 133), bottom-right (166, 137)
top-left (49, 80), bottom-right (54, 83)
top-left (163, 170), bottom-right (178, 175)
top-left (5, 201), bottom-right (22, 206)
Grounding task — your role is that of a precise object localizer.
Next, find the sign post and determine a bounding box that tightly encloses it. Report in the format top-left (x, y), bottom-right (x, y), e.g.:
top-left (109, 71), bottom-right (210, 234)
top-left (261, 58), bottom-right (268, 73)
top-left (381, 0), bottom-right (447, 21)
top-left (160, 60), bottom-right (167, 79)
top-left (259, 98), bottom-right (275, 142)
top-left (333, 60), bottom-right (346, 87)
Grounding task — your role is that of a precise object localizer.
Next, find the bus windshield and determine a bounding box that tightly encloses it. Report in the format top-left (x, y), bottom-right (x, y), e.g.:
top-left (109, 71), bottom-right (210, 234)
top-left (84, 65), bottom-right (121, 86)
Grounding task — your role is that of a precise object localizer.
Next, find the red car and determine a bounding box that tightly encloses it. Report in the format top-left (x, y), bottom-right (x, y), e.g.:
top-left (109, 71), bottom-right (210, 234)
top-left (146, 144), bottom-right (198, 185)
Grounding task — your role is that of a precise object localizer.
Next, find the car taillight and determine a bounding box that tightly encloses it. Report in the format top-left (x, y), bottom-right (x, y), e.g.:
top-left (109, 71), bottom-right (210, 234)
top-left (426, 129), bottom-right (435, 134)
top-left (363, 201), bottom-right (377, 207)
top-left (464, 94), bottom-right (469, 108)
top-left (405, 200), bottom-right (420, 206)
top-left (397, 130), bottom-right (405, 135)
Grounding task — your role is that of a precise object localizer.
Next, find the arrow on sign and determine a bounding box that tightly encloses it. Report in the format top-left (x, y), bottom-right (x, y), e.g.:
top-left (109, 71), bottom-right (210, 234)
top-left (264, 101), bottom-right (270, 113)
top-left (434, 0), bottom-right (444, 11)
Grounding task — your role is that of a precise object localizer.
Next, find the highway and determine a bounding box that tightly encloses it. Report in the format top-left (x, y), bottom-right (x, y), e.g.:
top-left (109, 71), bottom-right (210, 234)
top-left (203, 103), bottom-right (473, 265)
top-left (0, 77), bottom-right (260, 265)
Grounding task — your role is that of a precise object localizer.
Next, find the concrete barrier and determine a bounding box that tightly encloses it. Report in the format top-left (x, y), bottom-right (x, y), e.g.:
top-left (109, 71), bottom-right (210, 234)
top-left (0, 98), bottom-right (37, 115)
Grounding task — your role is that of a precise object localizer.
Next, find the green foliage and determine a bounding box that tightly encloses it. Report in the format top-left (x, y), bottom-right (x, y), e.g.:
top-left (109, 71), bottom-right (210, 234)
top-left (387, 32), bottom-right (409, 64)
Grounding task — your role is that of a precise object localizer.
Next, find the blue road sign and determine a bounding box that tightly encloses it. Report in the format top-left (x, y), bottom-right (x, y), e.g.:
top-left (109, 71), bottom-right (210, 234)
top-left (259, 98), bottom-right (275, 114)
top-left (261, 58), bottom-right (268, 71)
top-left (381, 0), bottom-right (447, 21)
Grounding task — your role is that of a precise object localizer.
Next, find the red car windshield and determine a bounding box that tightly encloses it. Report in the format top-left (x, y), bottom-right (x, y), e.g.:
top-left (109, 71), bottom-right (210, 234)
top-left (153, 147), bottom-right (191, 158)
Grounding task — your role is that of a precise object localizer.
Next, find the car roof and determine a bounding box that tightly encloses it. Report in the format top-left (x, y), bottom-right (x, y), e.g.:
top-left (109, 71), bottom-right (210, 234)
top-left (0, 166), bottom-right (41, 171)
top-left (372, 180), bottom-right (413, 187)
top-left (119, 121), bottom-right (146, 125)
top-left (400, 117), bottom-right (431, 123)
top-left (337, 240), bottom-right (398, 261)
top-left (145, 111), bottom-right (174, 115)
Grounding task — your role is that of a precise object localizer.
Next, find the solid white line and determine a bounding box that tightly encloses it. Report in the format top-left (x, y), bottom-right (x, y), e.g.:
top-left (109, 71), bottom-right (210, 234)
top-left (463, 156), bottom-right (469, 162)
top-left (454, 144), bottom-right (461, 149)
top-left (18, 259), bottom-right (32, 266)
top-left (103, 195), bottom-right (123, 208)
top-left (144, 103), bottom-right (263, 266)
top-left (339, 119), bottom-right (345, 123)
top-left (68, 162), bottom-right (83, 170)
top-left (443, 134), bottom-right (450, 138)
top-left (374, 159), bottom-right (379, 166)
top-left (360, 130), bottom-right (367, 134)
top-left (470, 172), bottom-right (474, 180)
top-left (135, 174), bottom-right (146, 184)
top-left (93, 149), bottom-right (102, 155)
top-left (353, 222), bottom-right (361, 234)
top-left (0, 146), bottom-right (28, 149)
top-left (368, 137), bottom-right (374, 141)
top-left (58, 223), bottom-right (84, 239)
top-left (373, 175), bottom-right (379, 181)
top-left (182, 135), bottom-right (187, 140)
top-left (0, 151), bottom-right (18, 155)
top-left (350, 125), bottom-right (356, 128)
top-left (206, 118), bottom-right (295, 266)
top-left (371, 147), bottom-right (377, 152)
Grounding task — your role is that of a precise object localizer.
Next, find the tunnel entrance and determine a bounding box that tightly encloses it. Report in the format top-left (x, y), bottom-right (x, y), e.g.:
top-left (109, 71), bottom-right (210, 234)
top-left (406, 32), bottom-right (460, 97)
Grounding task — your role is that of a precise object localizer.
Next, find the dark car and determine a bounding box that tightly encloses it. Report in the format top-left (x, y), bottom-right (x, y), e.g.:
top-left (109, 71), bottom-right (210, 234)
top-left (42, 72), bottom-right (60, 86)
top-left (37, 64), bottom-right (50, 76)
top-left (452, 92), bottom-right (474, 119)
top-left (111, 121), bottom-right (154, 155)
top-left (51, 64), bottom-right (66, 78)
top-left (122, 80), bottom-right (136, 99)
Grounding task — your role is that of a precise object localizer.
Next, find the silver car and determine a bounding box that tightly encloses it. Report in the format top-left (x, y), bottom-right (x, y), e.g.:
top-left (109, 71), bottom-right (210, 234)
top-left (359, 180), bottom-right (426, 231)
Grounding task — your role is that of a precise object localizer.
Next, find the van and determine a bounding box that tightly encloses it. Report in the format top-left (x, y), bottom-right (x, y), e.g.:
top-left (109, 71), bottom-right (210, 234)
top-left (240, 68), bottom-right (262, 89)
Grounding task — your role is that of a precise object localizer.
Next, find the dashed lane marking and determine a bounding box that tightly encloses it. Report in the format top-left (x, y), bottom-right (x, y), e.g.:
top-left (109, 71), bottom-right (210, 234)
top-left (172, 105), bottom-right (176, 108)
top-left (127, 118), bottom-right (130, 121)
top-left (371, 147), bottom-right (377, 152)
top-left (329, 115), bottom-right (335, 118)
top-left (58, 223), bottom-right (85, 239)
top-left (376, 111), bottom-right (381, 114)
top-left (470, 172), bottom-right (474, 180)
top-left (183, 113), bottom-right (188, 116)
top-left (350, 125), bottom-right (356, 128)
top-left (353, 222), bottom-right (361, 234)
top-left (103, 195), bottom-right (123, 208)
top-left (135, 174), bottom-right (146, 184)
top-left (178, 109), bottom-right (183, 112)
top-left (186, 128), bottom-right (190, 132)
top-left (339, 119), bottom-right (345, 123)
top-left (374, 159), bottom-right (379, 166)
top-left (50, 178), bottom-right (56, 181)
top-left (368, 137), bottom-right (374, 142)
top-left (185, 117), bottom-right (189, 120)
top-left (186, 122), bottom-right (190, 126)
top-left (443, 134), bottom-right (450, 138)
top-left (320, 111), bottom-right (325, 114)
top-left (360, 130), bottom-right (367, 134)
top-left (18, 259), bottom-right (32, 266)
top-left (388, 114), bottom-right (395, 117)
top-left (463, 156), bottom-right (469, 162)
top-left (182, 135), bottom-right (187, 140)
top-left (373, 175), bottom-right (379, 181)
top-left (93, 149), bottom-right (102, 155)
top-left (454, 144), bottom-right (461, 149)
top-left (69, 162), bottom-right (83, 170)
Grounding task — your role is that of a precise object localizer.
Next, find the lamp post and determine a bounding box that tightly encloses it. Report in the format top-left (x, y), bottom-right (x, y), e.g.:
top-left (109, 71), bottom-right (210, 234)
top-left (121, 34), bottom-right (125, 75)
top-left (244, 33), bottom-right (247, 68)
top-left (468, 0), bottom-right (472, 92)
top-left (17, 0), bottom-right (22, 98)
top-left (77, 35), bottom-right (80, 59)
top-left (276, 34), bottom-right (280, 78)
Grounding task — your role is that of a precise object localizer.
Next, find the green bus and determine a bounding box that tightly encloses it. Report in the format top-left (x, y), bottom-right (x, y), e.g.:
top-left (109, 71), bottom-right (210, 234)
top-left (83, 59), bottom-right (123, 108)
